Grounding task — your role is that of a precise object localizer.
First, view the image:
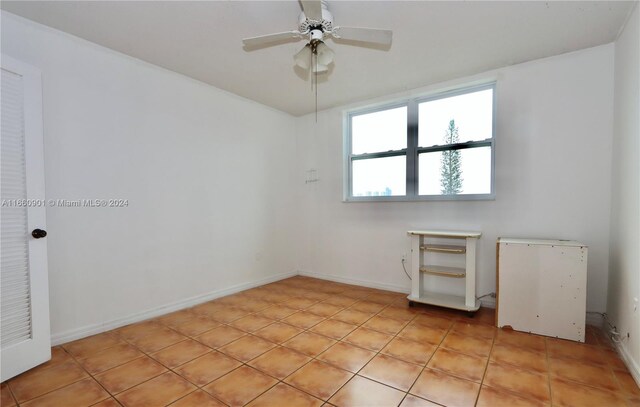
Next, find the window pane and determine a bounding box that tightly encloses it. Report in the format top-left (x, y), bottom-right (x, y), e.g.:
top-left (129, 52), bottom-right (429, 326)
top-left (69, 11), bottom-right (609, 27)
top-left (352, 106), bottom-right (407, 154)
top-left (352, 156), bottom-right (406, 197)
top-left (419, 146), bottom-right (491, 195)
top-left (418, 89), bottom-right (493, 147)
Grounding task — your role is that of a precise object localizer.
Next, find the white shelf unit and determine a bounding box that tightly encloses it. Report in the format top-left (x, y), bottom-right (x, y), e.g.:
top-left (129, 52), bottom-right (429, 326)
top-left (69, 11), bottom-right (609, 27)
top-left (407, 230), bottom-right (481, 312)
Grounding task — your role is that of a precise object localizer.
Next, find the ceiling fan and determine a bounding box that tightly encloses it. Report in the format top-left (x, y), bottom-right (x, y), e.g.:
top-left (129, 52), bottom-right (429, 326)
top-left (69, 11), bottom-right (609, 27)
top-left (242, 0), bottom-right (392, 74)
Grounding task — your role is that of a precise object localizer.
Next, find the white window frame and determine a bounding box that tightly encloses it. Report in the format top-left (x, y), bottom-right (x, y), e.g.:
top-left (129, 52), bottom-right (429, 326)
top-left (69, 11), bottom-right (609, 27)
top-left (344, 82), bottom-right (496, 202)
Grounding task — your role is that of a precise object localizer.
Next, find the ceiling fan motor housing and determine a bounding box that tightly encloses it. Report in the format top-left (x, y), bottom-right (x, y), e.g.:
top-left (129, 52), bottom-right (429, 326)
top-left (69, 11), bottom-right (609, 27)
top-left (298, 5), bottom-right (333, 35)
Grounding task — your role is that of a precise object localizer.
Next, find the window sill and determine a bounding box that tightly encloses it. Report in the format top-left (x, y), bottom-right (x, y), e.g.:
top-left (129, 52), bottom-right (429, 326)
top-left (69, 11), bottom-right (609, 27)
top-left (343, 194), bottom-right (496, 203)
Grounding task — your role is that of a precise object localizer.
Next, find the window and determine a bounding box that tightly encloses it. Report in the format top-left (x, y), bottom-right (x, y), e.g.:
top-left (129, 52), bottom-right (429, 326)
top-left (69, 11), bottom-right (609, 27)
top-left (346, 83), bottom-right (495, 201)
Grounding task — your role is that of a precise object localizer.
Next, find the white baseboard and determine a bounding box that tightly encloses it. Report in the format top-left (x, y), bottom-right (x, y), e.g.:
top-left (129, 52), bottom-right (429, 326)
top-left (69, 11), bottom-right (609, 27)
top-left (480, 297), bottom-right (496, 309)
top-left (51, 271), bottom-right (297, 346)
top-left (615, 339), bottom-right (640, 388)
top-left (297, 270), bottom-right (411, 294)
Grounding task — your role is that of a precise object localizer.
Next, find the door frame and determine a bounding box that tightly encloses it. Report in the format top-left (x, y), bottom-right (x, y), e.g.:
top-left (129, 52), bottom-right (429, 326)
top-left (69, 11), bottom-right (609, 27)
top-left (1, 54), bottom-right (51, 381)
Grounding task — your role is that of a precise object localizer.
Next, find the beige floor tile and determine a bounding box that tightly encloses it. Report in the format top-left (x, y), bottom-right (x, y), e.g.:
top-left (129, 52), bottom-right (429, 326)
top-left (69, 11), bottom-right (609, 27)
top-left (316, 342), bottom-right (376, 373)
top-left (483, 362), bottom-right (550, 404)
top-left (9, 360), bottom-right (89, 403)
top-left (229, 314), bottom-right (275, 332)
top-left (237, 299), bottom-right (272, 313)
top-left (441, 331), bottom-right (493, 358)
top-left (91, 398), bottom-right (122, 407)
top-left (378, 306), bottom-right (419, 321)
top-left (21, 378), bottom-right (109, 407)
top-left (195, 325), bottom-right (246, 348)
top-left (256, 305), bottom-right (299, 320)
top-left (546, 338), bottom-right (610, 366)
top-left (490, 343), bottom-right (548, 373)
top-left (129, 328), bottom-right (187, 353)
top-left (495, 329), bottom-right (546, 353)
top-left (62, 332), bottom-right (124, 358)
top-left (322, 296), bottom-right (358, 308)
top-left (155, 309), bottom-right (197, 328)
top-left (328, 375), bottom-right (405, 407)
top-left (550, 377), bottom-right (628, 407)
top-left (116, 371), bottom-right (196, 407)
top-left (284, 360), bottom-right (353, 400)
top-left (450, 321), bottom-right (496, 339)
top-left (150, 339), bottom-right (211, 368)
top-left (399, 394), bottom-right (440, 406)
top-left (362, 315), bottom-right (408, 335)
top-left (283, 331), bottom-right (336, 357)
top-left (282, 311), bottom-right (325, 329)
top-left (548, 357), bottom-right (620, 392)
top-left (78, 343), bottom-right (143, 374)
top-left (169, 390), bottom-right (226, 407)
top-left (254, 322), bottom-right (303, 343)
top-left (331, 309), bottom-right (373, 325)
top-left (350, 301), bottom-right (386, 314)
top-left (208, 306), bottom-right (249, 323)
top-left (359, 354), bottom-right (423, 391)
top-left (309, 319), bottom-right (357, 340)
top-left (342, 327), bottom-right (393, 351)
top-left (175, 351), bottom-right (242, 386)
top-left (203, 366), bottom-right (277, 406)
top-left (217, 335), bottom-right (276, 362)
top-left (613, 369), bottom-right (640, 397)
top-left (427, 348), bottom-right (487, 382)
top-left (247, 383), bottom-right (323, 407)
top-left (381, 337), bottom-right (436, 366)
top-left (9, 278), bottom-right (625, 407)
top-left (94, 356), bottom-right (168, 394)
top-left (284, 297), bottom-right (319, 310)
top-left (116, 321), bottom-right (167, 341)
top-left (248, 346), bottom-right (311, 379)
top-left (306, 302), bottom-right (344, 317)
top-left (477, 385), bottom-right (550, 407)
top-left (398, 324), bottom-right (447, 345)
top-left (411, 314), bottom-right (454, 330)
top-left (1, 383), bottom-right (16, 407)
top-left (410, 368), bottom-right (480, 407)
top-left (173, 316), bottom-right (220, 337)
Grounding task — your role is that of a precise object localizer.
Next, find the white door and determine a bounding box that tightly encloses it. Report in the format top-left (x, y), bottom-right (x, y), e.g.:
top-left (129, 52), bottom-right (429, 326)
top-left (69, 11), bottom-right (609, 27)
top-left (1, 55), bottom-right (51, 381)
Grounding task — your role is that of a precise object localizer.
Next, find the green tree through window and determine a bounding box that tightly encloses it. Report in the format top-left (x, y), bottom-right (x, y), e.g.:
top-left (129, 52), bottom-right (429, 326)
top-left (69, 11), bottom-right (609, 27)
top-left (440, 119), bottom-right (463, 194)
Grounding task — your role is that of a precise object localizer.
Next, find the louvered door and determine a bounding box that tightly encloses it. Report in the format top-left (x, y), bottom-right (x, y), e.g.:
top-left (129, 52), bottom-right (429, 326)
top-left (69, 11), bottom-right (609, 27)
top-left (1, 55), bottom-right (50, 381)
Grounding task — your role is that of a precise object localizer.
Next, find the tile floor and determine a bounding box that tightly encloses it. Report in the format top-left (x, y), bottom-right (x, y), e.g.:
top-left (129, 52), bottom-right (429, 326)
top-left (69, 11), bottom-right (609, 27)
top-left (1, 276), bottom-right (638, 407)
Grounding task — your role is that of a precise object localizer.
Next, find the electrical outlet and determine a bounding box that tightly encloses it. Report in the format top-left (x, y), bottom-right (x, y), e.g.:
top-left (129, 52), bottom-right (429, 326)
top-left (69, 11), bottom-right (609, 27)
top-left (634, 297), bottom-right (638, 312)
top-left (401, 253), bottom-right (407, 263)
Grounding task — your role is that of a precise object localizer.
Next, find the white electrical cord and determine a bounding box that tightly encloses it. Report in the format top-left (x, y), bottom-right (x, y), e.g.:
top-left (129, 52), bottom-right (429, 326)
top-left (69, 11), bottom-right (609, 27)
top-left (401, 258), bottom-right (411, 280)
top-left (586, 311), bottom-right (622, 343)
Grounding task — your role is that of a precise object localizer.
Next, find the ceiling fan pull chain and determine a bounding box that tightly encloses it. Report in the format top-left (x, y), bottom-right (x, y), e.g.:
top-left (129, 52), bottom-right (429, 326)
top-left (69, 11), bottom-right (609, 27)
top-left (316, 54), bottom-right (318, 123)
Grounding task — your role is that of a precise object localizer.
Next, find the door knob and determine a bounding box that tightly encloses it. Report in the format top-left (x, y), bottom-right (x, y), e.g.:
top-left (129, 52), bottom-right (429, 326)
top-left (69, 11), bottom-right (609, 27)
top-left (31, 229), bottom-right (47, 239)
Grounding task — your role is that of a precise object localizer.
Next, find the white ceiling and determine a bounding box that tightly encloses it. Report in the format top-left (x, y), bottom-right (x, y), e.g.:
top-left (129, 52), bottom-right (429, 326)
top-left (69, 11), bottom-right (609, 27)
top-left (1, 1), bottom-right (634, 116)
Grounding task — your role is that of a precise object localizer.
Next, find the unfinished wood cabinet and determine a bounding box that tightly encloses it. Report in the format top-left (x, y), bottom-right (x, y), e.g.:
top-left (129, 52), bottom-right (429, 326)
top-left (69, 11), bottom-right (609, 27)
top-left (407, 230), bottom-right (481, 312)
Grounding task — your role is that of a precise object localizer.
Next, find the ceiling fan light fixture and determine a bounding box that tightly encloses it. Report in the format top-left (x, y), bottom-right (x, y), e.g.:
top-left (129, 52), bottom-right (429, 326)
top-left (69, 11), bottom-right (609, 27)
top-left (312, 63), bottom-right (329, 74)
top-left (315, 41), bottom-right (334, 66)
top-left (294, 44), bottom-right (313, 69)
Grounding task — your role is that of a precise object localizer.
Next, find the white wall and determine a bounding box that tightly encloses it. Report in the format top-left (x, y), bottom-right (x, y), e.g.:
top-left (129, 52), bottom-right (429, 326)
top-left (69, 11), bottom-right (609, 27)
top-left (295, 45), bottom-right (615, 313)
top-left (1, 12), bottom-right (298, 342)
top-left (608, 4), bottom-right (640, 379)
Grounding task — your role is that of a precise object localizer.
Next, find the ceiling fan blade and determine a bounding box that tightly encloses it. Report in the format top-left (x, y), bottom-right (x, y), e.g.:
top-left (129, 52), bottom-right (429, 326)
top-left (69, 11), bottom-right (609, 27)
top-left (301, 0), bottom-right (323, 21)
top-left (242, 31), bottom-right (302, 48)
top-left (333, 27), bottom-right (393, 45)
